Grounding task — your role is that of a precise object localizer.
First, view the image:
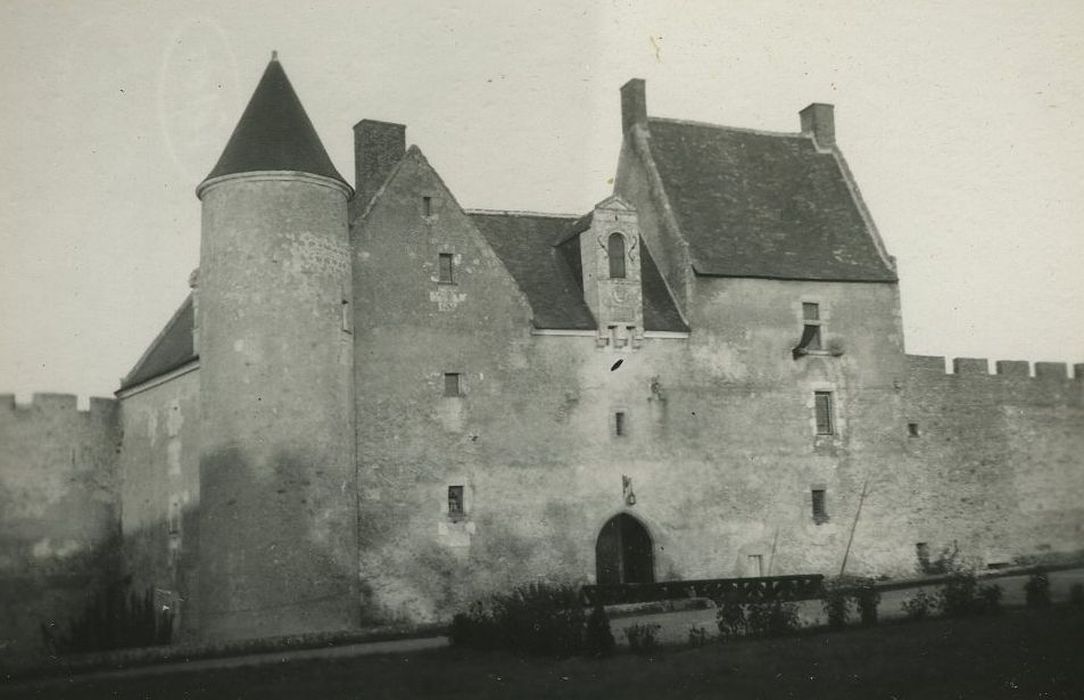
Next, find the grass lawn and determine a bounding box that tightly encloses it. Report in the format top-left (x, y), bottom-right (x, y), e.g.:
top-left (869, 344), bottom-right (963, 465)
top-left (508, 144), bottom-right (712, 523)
top-left (5, 605), bottom-right (1083, 699)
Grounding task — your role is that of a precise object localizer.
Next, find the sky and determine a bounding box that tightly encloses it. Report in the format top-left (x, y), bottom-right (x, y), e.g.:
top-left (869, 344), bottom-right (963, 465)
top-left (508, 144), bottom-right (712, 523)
top-left (1, 0), bottom-right (1082, 400)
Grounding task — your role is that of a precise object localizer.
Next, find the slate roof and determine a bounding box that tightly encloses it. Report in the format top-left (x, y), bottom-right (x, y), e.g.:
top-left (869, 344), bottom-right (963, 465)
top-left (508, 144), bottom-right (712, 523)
top-left (645, 118), bottom-right (896, 282)
top-left (201, 57), bottom-right (348, 187)
top-left (470, 212), bottom-right (688, 333)
top-left (119, 295), bottom-right (196, 391)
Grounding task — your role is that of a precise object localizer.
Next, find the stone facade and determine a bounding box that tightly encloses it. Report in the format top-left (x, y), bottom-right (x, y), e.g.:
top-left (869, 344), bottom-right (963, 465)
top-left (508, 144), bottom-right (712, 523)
top-left (1, 58), bottom-right (1081, 655)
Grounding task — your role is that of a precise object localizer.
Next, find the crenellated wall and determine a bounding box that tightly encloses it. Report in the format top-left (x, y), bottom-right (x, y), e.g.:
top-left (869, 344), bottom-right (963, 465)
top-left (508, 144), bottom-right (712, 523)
top-left (0, 394), bottom-right (121, 659)
top-left (902, 355), bottom-right (1084, 565)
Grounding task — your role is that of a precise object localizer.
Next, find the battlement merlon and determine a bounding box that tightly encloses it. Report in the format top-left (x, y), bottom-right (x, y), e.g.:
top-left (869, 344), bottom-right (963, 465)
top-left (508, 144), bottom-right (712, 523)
top-left (0, 393), bottom-right (119, 422)
top-left (906, 355), bottom-right (1082, 380)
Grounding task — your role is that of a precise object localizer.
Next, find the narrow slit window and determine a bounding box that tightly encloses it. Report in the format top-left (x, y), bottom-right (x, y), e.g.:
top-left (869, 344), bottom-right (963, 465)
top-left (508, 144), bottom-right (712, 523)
top-left (607, 233), bottom-right (626, 279)
top-left (438, 253), bottom-right (454, 284)
top-left (448, 485), bottom-right (464, 517)
top-left (908, 422), bottom-right (920, 437)
top-left (811, 489), bottom-right (828, 524)
top-left (422, 196), bottom-right (432, 217)
top-left (341, 298), bottom-right (352, 333)
top-left (443, 372), bottom-right (461, 397)
top-left (814, 391), bottom-right (834, 435)
top-left (615, 411), bottom-right (627, 436)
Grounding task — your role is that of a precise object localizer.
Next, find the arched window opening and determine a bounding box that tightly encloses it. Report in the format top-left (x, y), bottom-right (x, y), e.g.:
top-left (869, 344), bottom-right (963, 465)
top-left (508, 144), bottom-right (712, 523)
top-left (607, 233), bottom-right (627, 279)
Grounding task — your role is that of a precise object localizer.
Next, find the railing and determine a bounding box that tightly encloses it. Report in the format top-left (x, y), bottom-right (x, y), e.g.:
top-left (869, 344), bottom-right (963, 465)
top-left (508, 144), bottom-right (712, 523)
top-left (581, 574), bottom-right (825, 607)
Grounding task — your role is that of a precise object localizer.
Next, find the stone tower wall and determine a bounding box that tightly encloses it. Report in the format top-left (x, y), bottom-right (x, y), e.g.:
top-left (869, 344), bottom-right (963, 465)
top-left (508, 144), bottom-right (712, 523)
top-left (196, 173), bottom-right (358, 641)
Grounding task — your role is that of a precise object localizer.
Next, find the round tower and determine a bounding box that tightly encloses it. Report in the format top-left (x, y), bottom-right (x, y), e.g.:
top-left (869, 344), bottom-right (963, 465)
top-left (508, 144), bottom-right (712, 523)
top-left (194, 55), bottom-right (358, 641)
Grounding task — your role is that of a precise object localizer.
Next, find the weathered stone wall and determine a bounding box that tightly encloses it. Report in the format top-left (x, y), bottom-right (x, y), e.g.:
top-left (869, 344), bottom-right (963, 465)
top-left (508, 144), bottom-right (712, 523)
top-left (902, 357), bottom-right (1084, 565)
top-left (116, 368), bottom-right (200, 640)
top-left (0, 394), bottom-right (120, 659)
top-left (196, 173), bottom-right (358, 641)
top-left (351, 145), bottom-right (916, 624)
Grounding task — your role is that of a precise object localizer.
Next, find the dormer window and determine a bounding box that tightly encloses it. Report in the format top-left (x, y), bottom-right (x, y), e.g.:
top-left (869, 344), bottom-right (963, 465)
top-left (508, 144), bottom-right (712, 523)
top-left (607, 233), bottom-right (626, 279)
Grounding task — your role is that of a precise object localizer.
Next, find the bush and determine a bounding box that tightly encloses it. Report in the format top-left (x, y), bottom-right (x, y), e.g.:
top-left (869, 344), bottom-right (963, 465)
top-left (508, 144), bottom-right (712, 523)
top-left (856, 585), bottom-right (881, 626)
top-left (746, 601), bottom-right (800, 637)
top-left (822, 586), bottom-right (853, 630)
top-left (449, 582), bottom-right (586, 657)
top-left (583, 604), bottom-right (615, 658)
top-left (716, 600), bottom-right (748, 640)
top-left (976, 583), bottom-right (1003, 614)
top-left (938, 571), bottom-right (979, 617)
top-left (45, 581), bottom-right (172, 654)
top-left (920, 542), bottom-right (962, 575)
top-left (687, 624), bottom-right (710, 648)
top-left (902, 590), bottom-right (935, 621)
top-left (624, 623), bottom-right (660, 655)
top-left (1025, 571), bottom-right (1051, 608)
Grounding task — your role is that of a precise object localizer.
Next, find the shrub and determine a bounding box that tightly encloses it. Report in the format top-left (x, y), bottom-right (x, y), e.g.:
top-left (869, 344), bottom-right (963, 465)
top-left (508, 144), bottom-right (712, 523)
top-left (716, 600), bottom-right (748, 640)
top-left (938, 571), bottom-right (979, 617)
top-left (822, 586), bottom-right (853, 630)
top-left (976, 583), bottom-right (1003, 614)
top-left (46, 581), bottom-right (172, 654)
top-left (624, 623), bottom-right (660, 655)
top-left (746, 601), bottom-right (800, 637)
top-left (450, 582), bottom-right (586, 657)
top-left (901, 590), bottom-right (935, 621)
top-left (583, 604), bottom-right (615, 658)
top-left (920, 542), bottom-right (962, 575)
top-left (856, 585), bottom-right (881, 626)
top-left (687, 624), bottom-right (710, 648)
top-left (1025, 571), bottom-right (1051, 608)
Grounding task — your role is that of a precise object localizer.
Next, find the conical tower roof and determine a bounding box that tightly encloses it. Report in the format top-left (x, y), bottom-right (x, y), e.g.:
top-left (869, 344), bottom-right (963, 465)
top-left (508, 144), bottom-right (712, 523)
top-left (201, 54), bottom-right (348, 188)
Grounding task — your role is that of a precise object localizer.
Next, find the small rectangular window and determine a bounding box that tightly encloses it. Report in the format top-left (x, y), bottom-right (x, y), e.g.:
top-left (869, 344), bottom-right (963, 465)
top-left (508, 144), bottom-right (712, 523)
top-left (802, 302), bottom-right (820, 321)
top-left (916, 542), bottom-right (930, 570)
top-left (423, 196), bottom-right (432, 217)
top-left (448, 485), bottom-right (464, 518)
top-left (444, 373), bottom-right (461, 397)
top-left (168, 499), bottom-right (181, 535)
top-left (811, 489), bottom-right (828, 524)
top-left (908, 422), bottom-right (920, 437)
top-left (438, 253), bottom-right (454, 284)
top-left (814, 391), bottom-right (834, 435)
top-left (615, 411), bottom-right (626, 436)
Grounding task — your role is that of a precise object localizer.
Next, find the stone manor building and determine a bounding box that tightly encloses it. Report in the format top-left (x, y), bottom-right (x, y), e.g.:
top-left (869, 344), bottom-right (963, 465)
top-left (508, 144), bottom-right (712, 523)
top-left (2, 56), bottom-right (1082, 649)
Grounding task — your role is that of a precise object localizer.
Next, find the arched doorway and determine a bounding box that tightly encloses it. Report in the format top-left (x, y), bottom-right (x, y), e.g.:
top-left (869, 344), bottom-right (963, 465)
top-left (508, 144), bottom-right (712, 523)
top-left (595, 513), bottom-right (654, 584)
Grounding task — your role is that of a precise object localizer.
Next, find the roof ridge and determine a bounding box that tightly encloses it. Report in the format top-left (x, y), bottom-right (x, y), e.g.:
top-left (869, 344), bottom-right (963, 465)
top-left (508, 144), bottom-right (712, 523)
top-left (465, 208), bottom-right (581, 219)
top-left (648, 116), bottom-right (806, 140)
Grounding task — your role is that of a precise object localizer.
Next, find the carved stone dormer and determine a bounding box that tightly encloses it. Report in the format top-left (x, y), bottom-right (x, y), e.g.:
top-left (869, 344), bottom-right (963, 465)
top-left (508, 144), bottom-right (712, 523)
top-left (580, 196), bottom-right (644, 349)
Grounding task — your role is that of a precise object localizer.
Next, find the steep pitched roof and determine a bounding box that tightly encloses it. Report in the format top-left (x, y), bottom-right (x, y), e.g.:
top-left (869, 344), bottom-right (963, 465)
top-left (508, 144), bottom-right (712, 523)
top-left (469, 211), bottom-right (688, 333)
top-left (470, 212), bottom-right (595, 330)
top-left (201, 57), bottom-right (347, 187)
top-left (644, 118), bottom-right (896, 282)
top-left (119, 295), bottom-right (196, 391)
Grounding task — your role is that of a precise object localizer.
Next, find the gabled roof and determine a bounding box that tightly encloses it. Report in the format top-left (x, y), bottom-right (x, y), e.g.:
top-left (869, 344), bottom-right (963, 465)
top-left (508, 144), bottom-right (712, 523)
top-left (119, 295), bottom-right (196, 391)
top-left (644, 118), bottom-right (897, 282)
top-left (201, 57), bottom-right (347, 188)
top-left (469, 211), bottom-right (689, 333)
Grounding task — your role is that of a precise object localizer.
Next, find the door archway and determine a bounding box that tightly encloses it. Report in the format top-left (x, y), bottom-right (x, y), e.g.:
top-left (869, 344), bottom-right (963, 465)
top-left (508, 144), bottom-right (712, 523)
top-left (595, 513), bottom-right (654, 584)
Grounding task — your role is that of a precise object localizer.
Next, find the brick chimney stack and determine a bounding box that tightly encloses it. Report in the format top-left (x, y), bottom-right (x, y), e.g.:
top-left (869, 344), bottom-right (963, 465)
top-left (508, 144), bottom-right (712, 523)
top-left (800, 103), bottom-right (835, 149)
top-left (353, 119), bottom-right (406, 213)
top-left (621, 78), bottom-right (647, 134)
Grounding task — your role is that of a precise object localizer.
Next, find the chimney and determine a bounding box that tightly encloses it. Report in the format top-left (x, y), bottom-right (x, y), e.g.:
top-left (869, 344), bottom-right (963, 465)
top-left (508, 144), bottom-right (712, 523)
top-left (799, 103), bottom-right (835, 149)
top-left (621, 78), bottom-right (647, 134)
top-left (353, 119), bottom-right (406, 209)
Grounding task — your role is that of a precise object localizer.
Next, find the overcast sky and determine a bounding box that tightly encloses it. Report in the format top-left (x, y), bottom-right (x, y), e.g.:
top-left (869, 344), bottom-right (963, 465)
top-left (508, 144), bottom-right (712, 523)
top-left (1, 0), bottom-right (1082, 400)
